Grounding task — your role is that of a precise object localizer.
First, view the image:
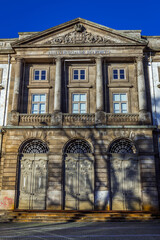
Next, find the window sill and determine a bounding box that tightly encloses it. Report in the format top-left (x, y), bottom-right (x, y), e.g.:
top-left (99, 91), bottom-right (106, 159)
top-left (27, 84), bottom-right (52, 89)
top-left (67, 84), bottom-right (93, 88)
top-left (108, 83), bottom-right (133, 88)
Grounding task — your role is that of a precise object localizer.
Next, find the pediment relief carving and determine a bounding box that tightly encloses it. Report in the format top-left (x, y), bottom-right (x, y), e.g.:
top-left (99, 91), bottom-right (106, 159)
top-left (43, 24), bottom-right (129, 45)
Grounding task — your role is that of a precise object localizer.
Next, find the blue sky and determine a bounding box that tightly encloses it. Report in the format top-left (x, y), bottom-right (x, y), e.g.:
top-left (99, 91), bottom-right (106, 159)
top-left (0, 0), bottom-right (160, 38)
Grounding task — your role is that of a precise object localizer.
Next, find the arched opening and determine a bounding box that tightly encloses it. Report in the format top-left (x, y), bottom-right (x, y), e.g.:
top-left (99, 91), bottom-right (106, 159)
top-left (109, 138), bottom-right (136, 154)
top-left (108, 138), bottom-right (141, 211)
top-left (63, 139), bottom-right (94, 210)
top-left (64, 139), bottom-right (92, 154)
top-left (18, 139), bottom-right (49, 210)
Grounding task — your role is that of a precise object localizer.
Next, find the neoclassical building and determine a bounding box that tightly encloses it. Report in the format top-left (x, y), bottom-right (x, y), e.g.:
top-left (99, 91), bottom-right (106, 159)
top-left (0, 18), bottom-right (159, 212)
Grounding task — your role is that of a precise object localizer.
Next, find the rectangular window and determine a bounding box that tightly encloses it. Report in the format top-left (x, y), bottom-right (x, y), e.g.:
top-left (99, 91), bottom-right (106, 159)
top-left (73, 69), bottom-right (86, 80)
top-left (113, 69), bottom-right (125, 80)
top-left (0, 68), bottom-right (3, 84)
top-left (113, 93), bottom-right (128, 113)
top-left (32, 94), bottom-right (46, 114)
top-left (72, 93), bottom-right (86, 113)
top-left (34, 70), bottom-right (46, 81)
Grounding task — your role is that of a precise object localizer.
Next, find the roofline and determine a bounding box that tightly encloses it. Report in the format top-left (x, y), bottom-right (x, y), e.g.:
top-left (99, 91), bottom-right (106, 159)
top-left (11, 17), bottom-right (147, 46)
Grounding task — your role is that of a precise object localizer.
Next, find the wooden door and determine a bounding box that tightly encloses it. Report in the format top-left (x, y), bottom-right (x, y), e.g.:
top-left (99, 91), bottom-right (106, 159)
top-left (110, 155), bottom-right (141, 210)
top-left (65, 153), bottom-right (94, 210)
top-left (18, 154), bottom-right (48, 210)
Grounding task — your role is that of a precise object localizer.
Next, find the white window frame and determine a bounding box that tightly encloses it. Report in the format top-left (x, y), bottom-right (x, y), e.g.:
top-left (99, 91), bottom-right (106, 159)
top-left (113, 93), bottom-right (128, 113)
top-left (112, 68), bottom-right (126, 80)
top-left (73, 69), bottom-right (86, 81)
top-left (31, 94), bottom-right (46, 114)
top-left (33, 70), bottom-right (47, 81)
top-left (72, 93), bottom-right (87, 113)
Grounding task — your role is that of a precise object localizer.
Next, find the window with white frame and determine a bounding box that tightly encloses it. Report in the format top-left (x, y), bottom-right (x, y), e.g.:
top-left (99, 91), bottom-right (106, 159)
top-left (0, 68), bottom-right (3, 84)
top-left (73, 69), bottom-right (86, 80)
top-left (113, 93), bottom-right (128, 113)
top-left (113, 69), bottom-right (125, 80)
top-left (72, 94), bottom-right (87, 113)
top-left (32, 94), bottom-right (46, 114)
top-left (34, 70), bottom-right (46, 81)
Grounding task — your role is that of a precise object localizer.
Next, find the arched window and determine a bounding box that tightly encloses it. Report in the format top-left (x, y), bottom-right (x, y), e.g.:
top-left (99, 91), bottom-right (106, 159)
top-left (20, 139), bottom-right (49, 154)
top-left (109, 138), bottom-right (136, 154)
top-left (64, 139), bottom-right (92, 154)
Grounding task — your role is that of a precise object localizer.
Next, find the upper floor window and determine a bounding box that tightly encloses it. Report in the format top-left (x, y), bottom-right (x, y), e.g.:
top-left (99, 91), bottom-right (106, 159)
top-left (72, 93), bottom-right (86, 113)
top-left (32, 94), bottom-right (46, 114)
top-left (113, 69), bottom-right (125, 80)
top-left (73, 69), bottom-right (86, 80)
top-left (34, 70), bottom-right (46, 81)
top-left (113, 93), bottom-right (128, 113)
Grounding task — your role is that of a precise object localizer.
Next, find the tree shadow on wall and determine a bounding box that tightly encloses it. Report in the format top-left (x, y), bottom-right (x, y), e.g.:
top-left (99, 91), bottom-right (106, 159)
top-left (46, 127), bottom-right (159, 222)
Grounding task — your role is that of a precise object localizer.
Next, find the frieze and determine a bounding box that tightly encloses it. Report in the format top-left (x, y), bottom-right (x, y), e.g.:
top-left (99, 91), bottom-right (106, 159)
top-left (44, 27), bottom-right (123, 45)
top-left (48, 49), bottom-right (110, 55)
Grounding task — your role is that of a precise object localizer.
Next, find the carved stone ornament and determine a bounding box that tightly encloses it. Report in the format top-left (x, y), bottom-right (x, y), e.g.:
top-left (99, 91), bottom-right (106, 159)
top-left (74, 23), bottom-right (84, 32)
top-left (45, 26), bottom-right (123, 45)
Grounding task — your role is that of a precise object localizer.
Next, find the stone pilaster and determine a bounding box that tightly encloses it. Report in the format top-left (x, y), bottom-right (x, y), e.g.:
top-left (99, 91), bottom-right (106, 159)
top-left (12, 58), bottom-right (22, 112)
top-left (95, 58), bottom-right (105, 124)
top-left (137, 56), bottom-right (147, 113)
top-left (137, 56), bottom-right (151, 123)
top-left (96, 57), bottom-right (104, 112)
top-left (54, 57), bottom-right (62, 112)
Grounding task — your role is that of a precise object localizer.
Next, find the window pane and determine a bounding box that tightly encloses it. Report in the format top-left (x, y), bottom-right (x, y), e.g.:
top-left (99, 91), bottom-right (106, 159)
top-left (39, 103), bottom-right (46, 113)
top-left (120, 94), bottom-right (127, 101)
top-left (32, 104), bottom-right (38, 114)
top-left (121, 103), bottom-right (127, 113)
top-left (80, 103), bottom-right (86, 111)
top-left (73, 94), bottom-right (79, 101)
top-left (80, 70), bottom-right (85, 80)
top-left (32, 94), bottom-right (40, 102)
top-left (80, 94), bottom-right (86, 101)
top-left (73, 70), bottom-right (79, 80)
top-left (72, 103), bottom-right (79, 113)
top-left (34, 71), bottom-right (39, 80)
top-left (114, 103), bottom-right (120, 113)
top-left (113, 94), bottom-right (120, 101)
top-left (80, 70), bottom-right (85, 75)
top-left (40, 94), bottom-right (46, 102)
top-left (41, 70), bottom-right (46, 80)
top-left (113, 69), bottom-right (118, 79)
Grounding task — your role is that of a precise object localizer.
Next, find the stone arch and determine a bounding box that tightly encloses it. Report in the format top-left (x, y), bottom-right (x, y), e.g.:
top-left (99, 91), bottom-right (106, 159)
top-left (63, 138), bottom-right (93, 154)
top-left (108, 138), bottom-right (136, 154)
top-left (19, 139), bottom-right (49, 154)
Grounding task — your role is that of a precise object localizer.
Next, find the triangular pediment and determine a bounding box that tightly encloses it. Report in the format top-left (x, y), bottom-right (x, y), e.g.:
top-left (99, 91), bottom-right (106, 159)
top-left (12, 18), bottom-right (147, 47)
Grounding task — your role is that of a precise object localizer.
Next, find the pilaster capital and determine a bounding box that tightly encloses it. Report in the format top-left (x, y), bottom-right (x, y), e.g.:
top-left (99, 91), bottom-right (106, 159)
top-left (136, 55), bottom-right (144, 63)
top-left (96, 57), bottom-right (103, 63)
top-left (15, 57), bottom-right (23, 64)
top-left (55, 57), bottom-right (62, 63)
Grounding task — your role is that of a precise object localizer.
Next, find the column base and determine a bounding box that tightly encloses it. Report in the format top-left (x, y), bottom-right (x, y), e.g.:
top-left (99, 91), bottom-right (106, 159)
top-left (95, 111), bottom-right (106, 125)
top-left (139, 111), bottom-right (151, 124)
top-left (51, 112), bottom-right (62, 126)
top-left (8, 111), bottom-right (20, 126)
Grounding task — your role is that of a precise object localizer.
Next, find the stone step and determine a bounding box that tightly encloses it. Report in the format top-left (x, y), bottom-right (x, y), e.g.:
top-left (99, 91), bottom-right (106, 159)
top-left (1, 211), bottom-right (160, 223)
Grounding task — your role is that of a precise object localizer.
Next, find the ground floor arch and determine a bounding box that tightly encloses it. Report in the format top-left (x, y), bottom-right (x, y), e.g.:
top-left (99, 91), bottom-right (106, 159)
top-left (63, 139), bottom-right (94, 210)
top-left (18, 139), bottom-right (49, 210)
top-left (108, 138), bottom-right (141, 210)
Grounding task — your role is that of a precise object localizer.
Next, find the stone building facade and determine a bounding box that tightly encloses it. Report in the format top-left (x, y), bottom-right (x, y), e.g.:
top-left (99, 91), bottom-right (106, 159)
top-left (0, 18), bottom-right (159, 211)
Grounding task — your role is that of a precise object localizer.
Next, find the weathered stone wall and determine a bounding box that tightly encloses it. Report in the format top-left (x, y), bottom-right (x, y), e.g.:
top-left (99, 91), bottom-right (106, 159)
top-left (0, 127), bottom-right (158, 211)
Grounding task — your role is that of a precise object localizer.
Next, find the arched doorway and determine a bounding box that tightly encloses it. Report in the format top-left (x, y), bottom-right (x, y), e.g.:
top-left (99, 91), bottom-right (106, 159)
top-left (18, 139), bottom-right (49, 210)
top-left (64, 139), bottom-right (94, 210)
top-left (108, 138), bottom-right (141, 210)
